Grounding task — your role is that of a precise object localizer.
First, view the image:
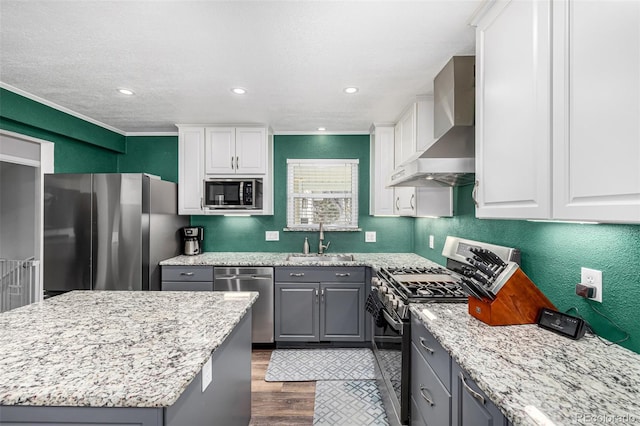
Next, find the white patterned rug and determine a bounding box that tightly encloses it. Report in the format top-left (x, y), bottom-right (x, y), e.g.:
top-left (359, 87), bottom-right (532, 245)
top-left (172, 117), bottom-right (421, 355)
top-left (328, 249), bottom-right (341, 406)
top-left (264, 348), bottom-right (376, 382)
top-left (313, 381), bottom-right (389, 425)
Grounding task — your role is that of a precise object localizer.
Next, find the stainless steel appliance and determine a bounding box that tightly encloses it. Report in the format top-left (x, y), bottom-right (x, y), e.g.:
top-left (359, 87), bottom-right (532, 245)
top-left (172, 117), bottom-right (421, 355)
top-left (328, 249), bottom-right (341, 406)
top-left (367, 236), bottom-right (519, 425)
top-left (181, 226), bottom-right (204, 255)
top-left (43, 173), bottom-right (188, 295)
top-left (388, 56), bottom-right (476, 188)
top-left (214, 267), bottom-right (274, 343)
top-left (203, 178), bottom-right (262, 209)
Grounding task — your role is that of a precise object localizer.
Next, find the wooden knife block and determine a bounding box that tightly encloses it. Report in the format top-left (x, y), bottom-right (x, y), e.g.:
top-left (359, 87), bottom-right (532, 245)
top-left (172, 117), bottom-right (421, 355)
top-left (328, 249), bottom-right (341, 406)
top-left (468, 267), bottom-right (556, 326)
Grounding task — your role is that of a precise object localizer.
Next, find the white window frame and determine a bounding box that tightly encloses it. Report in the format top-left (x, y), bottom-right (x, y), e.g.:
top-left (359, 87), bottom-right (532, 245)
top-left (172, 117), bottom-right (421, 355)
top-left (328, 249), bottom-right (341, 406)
top-left (286, 159), bottom-right (359, 231)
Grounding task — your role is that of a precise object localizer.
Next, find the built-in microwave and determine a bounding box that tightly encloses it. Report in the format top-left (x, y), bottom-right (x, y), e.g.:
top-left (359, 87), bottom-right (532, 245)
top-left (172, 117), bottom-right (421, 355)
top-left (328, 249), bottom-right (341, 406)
top-left (203, 178), bottom-right (263, 209)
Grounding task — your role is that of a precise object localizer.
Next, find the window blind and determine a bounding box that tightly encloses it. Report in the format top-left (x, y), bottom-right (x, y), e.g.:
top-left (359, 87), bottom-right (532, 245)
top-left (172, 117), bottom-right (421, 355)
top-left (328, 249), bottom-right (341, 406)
top-left (287, 159), bottom-right (359, 229)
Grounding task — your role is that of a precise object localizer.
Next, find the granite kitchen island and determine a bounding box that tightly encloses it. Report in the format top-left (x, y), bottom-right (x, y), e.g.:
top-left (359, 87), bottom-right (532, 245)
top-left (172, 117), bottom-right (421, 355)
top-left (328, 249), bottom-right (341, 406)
top-left (0, 290), bottom-right (257, 425)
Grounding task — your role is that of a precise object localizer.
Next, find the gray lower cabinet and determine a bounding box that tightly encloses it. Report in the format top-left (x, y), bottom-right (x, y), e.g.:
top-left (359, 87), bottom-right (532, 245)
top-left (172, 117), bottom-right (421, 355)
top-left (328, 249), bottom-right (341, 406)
top-left (411, 316), bottom-right (451, 426)
top-left (161, 265), bottom-right (214, 291)
top-left (274, 267), bottom-right (366, 342)
top-left (452, 362), bottom-right (508, 426)
top-left (410, 314), bottom-right (508, 426)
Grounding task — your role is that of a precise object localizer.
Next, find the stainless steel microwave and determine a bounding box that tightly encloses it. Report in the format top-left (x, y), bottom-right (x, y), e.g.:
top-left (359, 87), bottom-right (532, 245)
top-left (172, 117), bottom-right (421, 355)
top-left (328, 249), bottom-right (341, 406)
top-left (203, 178), bottom-right (263, 209)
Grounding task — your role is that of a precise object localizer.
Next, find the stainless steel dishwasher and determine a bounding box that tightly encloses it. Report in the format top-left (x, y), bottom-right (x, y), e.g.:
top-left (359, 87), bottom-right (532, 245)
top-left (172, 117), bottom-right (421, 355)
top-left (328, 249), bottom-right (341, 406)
top-left (213, 267), bottom-right (274, 343)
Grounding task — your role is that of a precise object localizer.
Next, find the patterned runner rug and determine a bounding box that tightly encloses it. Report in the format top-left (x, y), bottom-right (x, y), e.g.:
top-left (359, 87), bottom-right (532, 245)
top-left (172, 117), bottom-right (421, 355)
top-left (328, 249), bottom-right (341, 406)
top-left (313, 381), bottom-right (389, 425)
top-left (264, 348), bottom-right (376, 382)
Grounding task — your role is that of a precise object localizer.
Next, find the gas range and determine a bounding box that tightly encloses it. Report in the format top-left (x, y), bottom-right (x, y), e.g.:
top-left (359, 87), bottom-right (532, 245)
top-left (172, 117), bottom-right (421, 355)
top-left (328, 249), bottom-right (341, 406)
top-left (371, 265), bottom-right (467, 321)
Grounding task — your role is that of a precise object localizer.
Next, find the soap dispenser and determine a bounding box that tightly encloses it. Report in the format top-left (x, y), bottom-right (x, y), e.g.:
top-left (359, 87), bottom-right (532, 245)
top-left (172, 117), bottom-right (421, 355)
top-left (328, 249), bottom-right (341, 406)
top-left (303, 237), bottom-right (310, 254)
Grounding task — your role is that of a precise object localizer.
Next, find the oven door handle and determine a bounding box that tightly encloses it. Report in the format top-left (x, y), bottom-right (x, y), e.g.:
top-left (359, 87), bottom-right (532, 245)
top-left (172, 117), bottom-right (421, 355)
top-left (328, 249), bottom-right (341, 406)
top-left (382, 309), bottom-right (404, 333)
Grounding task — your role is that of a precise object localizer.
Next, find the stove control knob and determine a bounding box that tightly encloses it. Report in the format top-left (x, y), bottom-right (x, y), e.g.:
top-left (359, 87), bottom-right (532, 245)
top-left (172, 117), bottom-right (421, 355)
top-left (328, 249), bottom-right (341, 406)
top-left (379, 285), bottom-right (388, 294)
top-left (391, 299), bottom-right (399, 309)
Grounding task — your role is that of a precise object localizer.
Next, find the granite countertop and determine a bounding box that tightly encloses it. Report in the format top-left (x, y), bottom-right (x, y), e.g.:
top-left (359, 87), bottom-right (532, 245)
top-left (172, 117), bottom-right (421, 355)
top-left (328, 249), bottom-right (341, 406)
top-left (0, 290), bottom-right (258, 408)
top-left (160, 252), bottom-right (440, 270)
top-left (410, 304), bottom-right (640, 426)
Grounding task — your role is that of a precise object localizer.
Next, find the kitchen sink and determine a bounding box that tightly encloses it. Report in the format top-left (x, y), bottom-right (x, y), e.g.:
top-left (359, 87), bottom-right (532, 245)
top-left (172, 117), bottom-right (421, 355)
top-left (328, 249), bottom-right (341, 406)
top-left (285, 254), bottom-right (355, 263)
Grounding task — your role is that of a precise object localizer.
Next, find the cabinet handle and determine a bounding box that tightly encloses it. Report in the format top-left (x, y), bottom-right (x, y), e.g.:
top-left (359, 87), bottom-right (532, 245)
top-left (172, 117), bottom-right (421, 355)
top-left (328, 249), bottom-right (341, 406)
top-left (335, 273), bottom-right (350, 277)
top-left (290, 272), bottom-right (305, 277)
top-left (419, 385), bottom-right (434, 406)
top-left (315, 288), bottom-right (319, 302)
top-left (231, 156), bottom-right (234, 169)
top-left (419, 337), bottom-right (435, 354)
top-left (396, 197), bottom-right (400, 210)
top-left (472, 180), bottom-right (479, 208)
top-left (180, 272), bottom-right (194, 276)
top-left (321, 288), bottom-right (324, 302)
top-left (459, 372), bottom-right (485, 405)
top-left (236, 156), bottom-right (239, 169)
top-left (410, 194), bottom-right (415, 210)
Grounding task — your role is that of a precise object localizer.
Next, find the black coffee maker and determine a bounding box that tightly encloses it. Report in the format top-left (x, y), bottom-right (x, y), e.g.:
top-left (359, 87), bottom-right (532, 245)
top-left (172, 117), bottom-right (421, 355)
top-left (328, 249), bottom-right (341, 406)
top-left (181, 226), bottom-right (204, 255)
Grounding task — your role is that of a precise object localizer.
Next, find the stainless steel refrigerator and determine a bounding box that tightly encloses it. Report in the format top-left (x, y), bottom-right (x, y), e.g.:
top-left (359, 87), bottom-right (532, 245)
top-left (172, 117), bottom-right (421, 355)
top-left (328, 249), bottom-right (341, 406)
top-left (43, 173), bottom-right (189, 295)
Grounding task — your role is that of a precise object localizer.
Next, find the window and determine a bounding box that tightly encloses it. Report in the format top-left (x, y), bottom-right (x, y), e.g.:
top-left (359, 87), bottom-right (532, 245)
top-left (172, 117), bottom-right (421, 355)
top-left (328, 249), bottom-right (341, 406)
top-left (286, 159), bottom-right (359, 230)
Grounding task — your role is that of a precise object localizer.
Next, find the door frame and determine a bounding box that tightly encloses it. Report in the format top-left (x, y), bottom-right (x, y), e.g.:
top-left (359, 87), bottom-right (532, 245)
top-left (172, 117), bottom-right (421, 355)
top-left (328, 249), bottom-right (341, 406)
top-left (0, 129), bottom-right (54, 301)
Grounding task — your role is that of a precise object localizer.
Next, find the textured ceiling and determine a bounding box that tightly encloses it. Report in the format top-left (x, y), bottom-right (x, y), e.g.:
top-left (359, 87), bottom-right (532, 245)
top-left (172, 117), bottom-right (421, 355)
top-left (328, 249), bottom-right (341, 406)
top-left (0, 1), bottom-right (480, 134)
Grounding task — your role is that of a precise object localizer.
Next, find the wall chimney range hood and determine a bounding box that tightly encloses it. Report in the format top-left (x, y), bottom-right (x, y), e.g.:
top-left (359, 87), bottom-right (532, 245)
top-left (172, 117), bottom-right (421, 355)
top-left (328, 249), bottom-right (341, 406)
top-left (389, 56), bottom-right (476, 188)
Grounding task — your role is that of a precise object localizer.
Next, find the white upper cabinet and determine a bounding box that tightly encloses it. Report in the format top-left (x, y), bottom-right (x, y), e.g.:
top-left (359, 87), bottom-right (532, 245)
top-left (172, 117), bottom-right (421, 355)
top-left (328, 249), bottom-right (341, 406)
top-left (474, 0), bottom-right (552, 220)
top-left (178, 124), bottom-right (273, 215)
top-left (395, 104), bottom-right (417, 167)
top-left (205, 127), bottom-right (267, 175)
top-left (474, 0), bottom-right (639, 223)
top-left (178, 127), bottom-right (205, 215)
top-left (552, 0), bottom-right (640, 223)
top-left (370, 124), bottom-right (396, 216)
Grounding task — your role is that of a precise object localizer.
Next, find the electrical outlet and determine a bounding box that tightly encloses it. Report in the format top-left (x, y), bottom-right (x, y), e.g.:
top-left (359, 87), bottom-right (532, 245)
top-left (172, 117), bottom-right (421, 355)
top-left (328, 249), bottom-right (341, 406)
top-left (365, 231), bottom-right (376, 243)
top-left (429, 235), bottom-right (435, 249)
top-left (580, 267), bottom-right (602, 303)
top-left (265, 231), bottom-right (279, 241)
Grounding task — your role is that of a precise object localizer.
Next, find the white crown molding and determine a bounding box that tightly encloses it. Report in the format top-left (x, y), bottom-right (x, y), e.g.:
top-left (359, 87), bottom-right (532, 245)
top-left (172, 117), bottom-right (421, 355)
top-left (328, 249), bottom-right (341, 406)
top-left (0, 82), bottom-right (126, 136)
top-left (274, 130), bottom-right (368, 136)
top-left (125, 132), bottom-right (179, 137)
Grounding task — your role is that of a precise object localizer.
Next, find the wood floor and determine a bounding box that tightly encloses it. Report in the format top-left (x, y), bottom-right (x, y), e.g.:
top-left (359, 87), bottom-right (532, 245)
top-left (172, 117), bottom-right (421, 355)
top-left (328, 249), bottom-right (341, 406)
top-left (249, 349), bottom-right (316, 425)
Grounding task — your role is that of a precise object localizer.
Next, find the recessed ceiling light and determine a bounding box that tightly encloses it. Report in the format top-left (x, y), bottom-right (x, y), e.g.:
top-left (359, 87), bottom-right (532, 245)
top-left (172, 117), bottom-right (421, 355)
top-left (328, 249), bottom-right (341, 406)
top-left (343, 87), bottom-right (359, 94)
top-left (231, 87), bottom-right (247, 95)
top-left (117, 88), bottom-right (135, 96)
top-left (317, 127), bottom-right (326, 131)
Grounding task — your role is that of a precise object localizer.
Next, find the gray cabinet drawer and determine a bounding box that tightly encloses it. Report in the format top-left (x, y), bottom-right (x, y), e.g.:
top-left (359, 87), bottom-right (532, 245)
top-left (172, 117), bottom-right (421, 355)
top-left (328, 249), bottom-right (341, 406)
top-left (275, 267), bottom-right (365, 283)
top-left (411, 341), bottom-right (451, 426)
top-left (411, 315), bottom-right (451, 391)
top-left (161, 281), bottom-right (213, 291)
top-left (162, 266), bottom-right (214, 282)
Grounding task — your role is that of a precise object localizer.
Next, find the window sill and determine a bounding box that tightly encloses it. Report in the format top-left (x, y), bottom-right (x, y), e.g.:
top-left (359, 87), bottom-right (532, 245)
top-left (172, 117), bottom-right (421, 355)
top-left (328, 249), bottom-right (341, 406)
top-left (283, 227), bottom-right (362, 232)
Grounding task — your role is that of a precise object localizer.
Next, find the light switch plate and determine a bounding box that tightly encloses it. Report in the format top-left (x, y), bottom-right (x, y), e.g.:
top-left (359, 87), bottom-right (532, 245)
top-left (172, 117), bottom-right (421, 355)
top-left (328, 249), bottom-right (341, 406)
top-left (365, 231), bottom-right (376, 243)
top-left (201, 356), bottom-right (212, 392)
top-left (265, 231), bottom-right (279, 241)
top-left (429, 235), bottom-right (435, 249)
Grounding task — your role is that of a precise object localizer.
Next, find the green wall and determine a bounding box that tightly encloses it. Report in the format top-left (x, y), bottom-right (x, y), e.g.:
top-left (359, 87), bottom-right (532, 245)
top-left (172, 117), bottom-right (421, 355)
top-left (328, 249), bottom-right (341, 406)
top-left (118, 136), bottom-right (179, 183)
top-left (414, 185), bottom-right (640, 354)
top-left (191, 134), bottom-right (414, 253)
top-left (1, 89), bottom-right (120, 172)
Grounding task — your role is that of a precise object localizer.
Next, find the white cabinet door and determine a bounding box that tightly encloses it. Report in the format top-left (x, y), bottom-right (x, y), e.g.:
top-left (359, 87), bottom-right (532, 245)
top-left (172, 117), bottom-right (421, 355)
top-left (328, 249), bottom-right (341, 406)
top-left (178, 127), bottom-right (205, 214)
top-left (394, 187), bottom-right (416, 216)
top-left (235, 127), bottom-right (266, 174)
top-left (370, 125), bottom-right (396, 216)
top-left (205, 127), bottom-right (235, 174)
top-left (396, 104), bottom-right (417, 166)
top-left (474, 0), bottom-right (552, 219)
top-left (552, 0), bottom-right (640, 223)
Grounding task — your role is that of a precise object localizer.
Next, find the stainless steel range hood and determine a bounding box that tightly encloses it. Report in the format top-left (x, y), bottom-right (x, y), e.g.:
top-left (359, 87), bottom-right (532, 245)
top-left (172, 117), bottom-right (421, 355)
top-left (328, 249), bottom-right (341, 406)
top-left (389, 56), bottom-right (476, 187)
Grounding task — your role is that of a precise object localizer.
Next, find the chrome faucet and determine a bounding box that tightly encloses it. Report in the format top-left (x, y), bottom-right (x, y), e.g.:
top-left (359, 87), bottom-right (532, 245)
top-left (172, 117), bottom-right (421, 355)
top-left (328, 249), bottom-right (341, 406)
top-left (318, 222), bottom-right (331, 254)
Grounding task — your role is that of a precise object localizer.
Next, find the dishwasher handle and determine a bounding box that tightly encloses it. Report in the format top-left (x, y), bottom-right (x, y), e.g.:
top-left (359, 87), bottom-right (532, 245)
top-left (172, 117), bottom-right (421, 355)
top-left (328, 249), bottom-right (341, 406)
top-left (215, 274), bottom-right (273, 280)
